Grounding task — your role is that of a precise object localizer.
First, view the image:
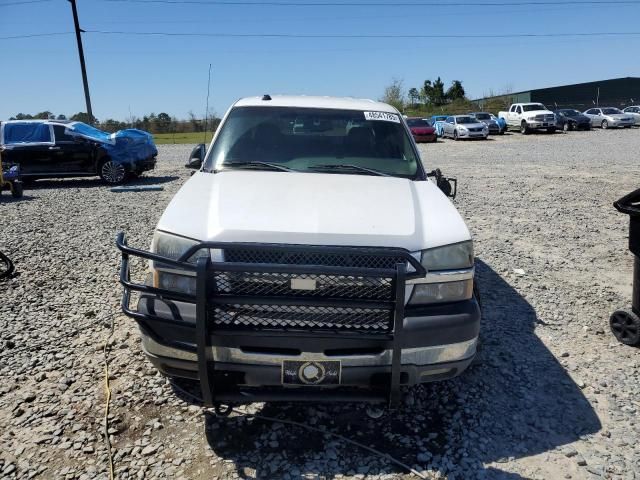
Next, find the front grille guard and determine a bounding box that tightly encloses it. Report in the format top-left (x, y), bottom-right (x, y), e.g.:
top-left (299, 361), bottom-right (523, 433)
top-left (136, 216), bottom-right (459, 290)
top-left (116, 232), bottom-right (426, 407)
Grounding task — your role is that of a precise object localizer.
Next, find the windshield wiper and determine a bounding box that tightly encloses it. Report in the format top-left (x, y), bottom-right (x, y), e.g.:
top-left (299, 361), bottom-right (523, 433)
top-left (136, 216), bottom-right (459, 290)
top-left (308, 164), bottom-right (390, 177)
top-left (220, 161), bottom-right (294, 172)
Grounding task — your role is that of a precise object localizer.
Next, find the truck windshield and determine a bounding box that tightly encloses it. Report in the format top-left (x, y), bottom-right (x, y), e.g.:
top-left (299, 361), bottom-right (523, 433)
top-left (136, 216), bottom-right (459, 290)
top-left (204, 106), bottom-right (420, 178)
top-left (522, 104), bottom-right (547, 112)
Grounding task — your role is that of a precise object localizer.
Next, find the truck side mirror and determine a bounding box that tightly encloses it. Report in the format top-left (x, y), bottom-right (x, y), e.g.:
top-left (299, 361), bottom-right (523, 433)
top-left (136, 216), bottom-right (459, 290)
top-left (427, 168), bottom-right (457, 199)
top-left (186, 143), bottom-right (205, 169)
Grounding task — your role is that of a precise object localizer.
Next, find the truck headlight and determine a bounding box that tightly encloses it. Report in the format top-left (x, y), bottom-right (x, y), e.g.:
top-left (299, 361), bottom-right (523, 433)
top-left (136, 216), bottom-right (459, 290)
top-left (156, 271), bottom-right (197, 295)
top-left (409, 241), bottom-right (474, 305)
top-left (151, 231), bottom-right (207, 294)
top-left (527, 116), bottom-right (536, 121)
top-left (420, 241), bottom-right (474, 271)
top-left (152, 230), bottom-right (204, 263)
top-left (409, 280), bottom-right (473, 304)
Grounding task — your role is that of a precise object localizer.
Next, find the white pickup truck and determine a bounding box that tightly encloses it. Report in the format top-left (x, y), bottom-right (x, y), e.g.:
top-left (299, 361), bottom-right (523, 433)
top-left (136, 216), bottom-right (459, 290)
top-left (116, 95), bottom-right (480, 409)
top-left (498, 103), bottom-right (557, 134)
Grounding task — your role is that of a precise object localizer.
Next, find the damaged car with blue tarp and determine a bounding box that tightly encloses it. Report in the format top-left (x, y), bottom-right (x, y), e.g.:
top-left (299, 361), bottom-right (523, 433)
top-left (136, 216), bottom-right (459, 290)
top-left (0, 120), bottom-right (157, 184)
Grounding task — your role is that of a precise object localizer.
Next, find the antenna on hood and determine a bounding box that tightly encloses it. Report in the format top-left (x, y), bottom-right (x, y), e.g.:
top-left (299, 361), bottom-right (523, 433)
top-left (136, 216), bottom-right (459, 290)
top-left (203, 63), bottom-right (212, 145)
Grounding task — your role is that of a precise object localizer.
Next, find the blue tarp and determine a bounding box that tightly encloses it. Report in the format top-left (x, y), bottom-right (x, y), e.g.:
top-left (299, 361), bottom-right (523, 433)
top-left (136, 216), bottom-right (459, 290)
top-left (68, 122), bottom-right (114, 144)
top-left (430, 116), bottom-right (449, 137)
top-left (2, 122), bottom-right (52, 144)
top-left (67, 124), bottom-right (158, 163)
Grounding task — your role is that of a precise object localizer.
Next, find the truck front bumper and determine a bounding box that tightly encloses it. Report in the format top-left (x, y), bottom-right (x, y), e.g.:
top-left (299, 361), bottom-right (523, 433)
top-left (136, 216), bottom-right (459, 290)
top-left (527, 122), bottom-right (555, 129)
top-left (116, 233), bottom-right (479, 405)
top-left (137, 297), bottom-right (480, 388)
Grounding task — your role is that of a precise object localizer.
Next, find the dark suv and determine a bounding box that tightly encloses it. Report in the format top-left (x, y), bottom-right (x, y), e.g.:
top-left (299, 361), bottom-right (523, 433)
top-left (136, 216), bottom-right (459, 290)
top-left (0, 120), bottom-right (157, 184)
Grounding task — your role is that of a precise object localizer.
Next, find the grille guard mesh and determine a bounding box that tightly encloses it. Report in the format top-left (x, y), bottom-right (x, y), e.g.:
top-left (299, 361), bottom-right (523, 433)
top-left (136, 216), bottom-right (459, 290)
top-left (116, 233), bottom-right (421, 406)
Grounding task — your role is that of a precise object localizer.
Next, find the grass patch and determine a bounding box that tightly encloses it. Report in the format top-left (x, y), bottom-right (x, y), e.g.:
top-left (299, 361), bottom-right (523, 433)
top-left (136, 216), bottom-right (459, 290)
top-left (153, 132), bottom-right (214, 144)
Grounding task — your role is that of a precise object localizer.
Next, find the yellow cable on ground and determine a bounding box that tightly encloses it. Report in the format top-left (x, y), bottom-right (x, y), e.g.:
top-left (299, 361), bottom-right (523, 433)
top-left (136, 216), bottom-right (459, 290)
top-left (103, 313), bottom-right (115, 480)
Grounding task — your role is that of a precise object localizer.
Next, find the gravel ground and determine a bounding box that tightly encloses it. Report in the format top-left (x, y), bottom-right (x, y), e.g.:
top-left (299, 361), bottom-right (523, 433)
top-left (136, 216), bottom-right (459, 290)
top-left (1, 128), bottom-right (640, 480)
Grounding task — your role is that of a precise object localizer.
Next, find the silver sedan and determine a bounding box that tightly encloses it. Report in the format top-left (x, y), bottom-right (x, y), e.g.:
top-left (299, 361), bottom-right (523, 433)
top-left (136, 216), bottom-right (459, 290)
top-left (583, 107), bottom-right (635, 129)
top-left (442, 115), bottom-right (489, 140)
top-left (622, 106), bottom-right (640, 125)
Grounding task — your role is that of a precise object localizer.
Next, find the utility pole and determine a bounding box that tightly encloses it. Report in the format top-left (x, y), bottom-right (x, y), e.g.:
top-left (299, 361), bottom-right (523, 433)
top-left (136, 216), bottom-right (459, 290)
top-left (68, 0), bottom-right (93, 123)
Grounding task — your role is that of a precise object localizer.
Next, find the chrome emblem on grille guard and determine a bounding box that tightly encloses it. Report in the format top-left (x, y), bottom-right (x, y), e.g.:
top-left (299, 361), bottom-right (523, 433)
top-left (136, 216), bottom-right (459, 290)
top-left (299, 361), bottom-right (325, 384)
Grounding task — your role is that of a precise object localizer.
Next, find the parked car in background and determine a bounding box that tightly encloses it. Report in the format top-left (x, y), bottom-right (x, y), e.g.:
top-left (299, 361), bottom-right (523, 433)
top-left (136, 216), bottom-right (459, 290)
top-left (583, 107), bottom-right (634, 129)
top-left (430, 115), bottom-right (449, 137)
top-left (0, 120), bottom-right (157, 184)
top-left (622, 106), bottom-right (640, 125)
top-left (498, 103), bottom-right (556, 134)
top-left (553, 109), bottom-right (592, 131)
top-left (442, 115), bottom-right (489, 140)
top-left (469, 112), bottom-right (502, 135)
top-left (490, 114), bottom-right (508, 134)
top-left (406, 117), bottom-right (437, 143)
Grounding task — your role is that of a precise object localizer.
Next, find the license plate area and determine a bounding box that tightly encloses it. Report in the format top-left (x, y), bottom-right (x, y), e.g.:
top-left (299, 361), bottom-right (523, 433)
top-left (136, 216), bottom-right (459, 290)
top-left (282, 360), bottom-right (341, 386)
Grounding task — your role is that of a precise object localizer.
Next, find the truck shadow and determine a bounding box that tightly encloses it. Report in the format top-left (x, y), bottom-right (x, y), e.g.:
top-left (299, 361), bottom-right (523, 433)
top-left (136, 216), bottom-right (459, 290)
top-left (194, 259), bottom-right (601, 479)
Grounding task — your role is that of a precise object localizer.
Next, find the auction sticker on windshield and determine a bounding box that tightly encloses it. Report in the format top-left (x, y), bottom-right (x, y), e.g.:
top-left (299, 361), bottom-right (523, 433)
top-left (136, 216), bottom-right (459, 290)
top-left (364, 111), bottom-right (400, 123)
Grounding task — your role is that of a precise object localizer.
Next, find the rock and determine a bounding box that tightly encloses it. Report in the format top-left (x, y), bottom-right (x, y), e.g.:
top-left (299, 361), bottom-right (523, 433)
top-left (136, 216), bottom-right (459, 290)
top-left (22, 391), bottom-right (36, 402)
top-left (564, 446), bottom-right (579, 458)
top-left (2, 464), bottom-right (16, 475)
top-left (417, 452), bottom-right (432, 463)
top-left (575, 455), bottom-right (588, 467)
top-left (141, 445), bottom-right (158, 456)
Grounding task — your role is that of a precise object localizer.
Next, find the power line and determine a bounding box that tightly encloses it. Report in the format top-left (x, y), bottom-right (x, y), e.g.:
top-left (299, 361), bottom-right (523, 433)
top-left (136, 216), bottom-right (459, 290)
top-left (0, 0), bottom-right (52, 6)
top-left (84, 29), bottom-right (640, 39)
top-left (101, 0), bottom-right (640, 5)
top-left (5, 30), bottom-right (640, 41)
top-left (0, 32), bottom-right (72, 39)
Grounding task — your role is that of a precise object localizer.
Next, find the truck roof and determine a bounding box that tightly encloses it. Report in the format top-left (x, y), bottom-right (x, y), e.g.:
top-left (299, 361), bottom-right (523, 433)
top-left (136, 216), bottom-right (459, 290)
top-left (233, 95), bottom-right (398, 113)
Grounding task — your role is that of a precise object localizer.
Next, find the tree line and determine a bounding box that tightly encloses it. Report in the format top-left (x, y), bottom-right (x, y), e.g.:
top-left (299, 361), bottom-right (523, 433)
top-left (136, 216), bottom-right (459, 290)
top-left (381, 77), bottom-right (468, 111)
top-left (381, 78), bottom-right (518, 116)
top-left (7, 111), bottom-right (221, 134)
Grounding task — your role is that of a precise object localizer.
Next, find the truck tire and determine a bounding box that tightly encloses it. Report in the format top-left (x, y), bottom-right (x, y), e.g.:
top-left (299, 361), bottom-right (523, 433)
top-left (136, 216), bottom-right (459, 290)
top-left (520, 121), bottom-right (530, 135)
top-left (547, 127), bottom-right (556, 134)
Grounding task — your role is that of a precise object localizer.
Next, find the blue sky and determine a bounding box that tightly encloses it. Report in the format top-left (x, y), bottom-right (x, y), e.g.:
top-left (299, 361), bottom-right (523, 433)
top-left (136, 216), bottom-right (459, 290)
top-left (1, 0), bottom-right (639, 121)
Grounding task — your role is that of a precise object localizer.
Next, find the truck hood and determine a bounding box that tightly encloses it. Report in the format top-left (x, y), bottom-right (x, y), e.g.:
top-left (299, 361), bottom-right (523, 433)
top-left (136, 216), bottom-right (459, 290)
top-left (157, 170), bottom-right (470, 251)
top-left (523, 110), bottom-right (554, 116)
